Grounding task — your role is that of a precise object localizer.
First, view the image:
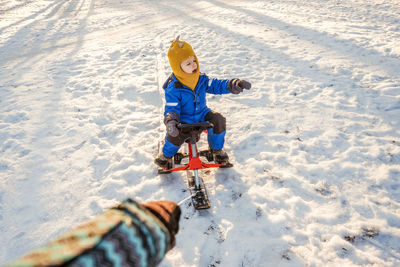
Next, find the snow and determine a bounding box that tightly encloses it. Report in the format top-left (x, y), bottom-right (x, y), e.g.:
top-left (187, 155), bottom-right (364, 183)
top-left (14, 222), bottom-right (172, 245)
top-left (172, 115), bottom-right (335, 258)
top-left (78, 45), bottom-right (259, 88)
top-left (1, 0), bottom-right (400, 266)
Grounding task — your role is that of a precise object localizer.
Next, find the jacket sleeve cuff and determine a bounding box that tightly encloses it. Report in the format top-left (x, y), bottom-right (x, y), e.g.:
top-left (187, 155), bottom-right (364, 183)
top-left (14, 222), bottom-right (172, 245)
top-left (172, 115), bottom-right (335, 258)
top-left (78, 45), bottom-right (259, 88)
top-left (227, 78), bottom-right (240, 93)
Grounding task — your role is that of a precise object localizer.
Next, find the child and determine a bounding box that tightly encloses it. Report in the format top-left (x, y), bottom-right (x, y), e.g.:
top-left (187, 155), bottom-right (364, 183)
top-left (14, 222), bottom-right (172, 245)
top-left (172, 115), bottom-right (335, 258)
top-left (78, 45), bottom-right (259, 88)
top-left (155, 37), bottom-right (251, 168)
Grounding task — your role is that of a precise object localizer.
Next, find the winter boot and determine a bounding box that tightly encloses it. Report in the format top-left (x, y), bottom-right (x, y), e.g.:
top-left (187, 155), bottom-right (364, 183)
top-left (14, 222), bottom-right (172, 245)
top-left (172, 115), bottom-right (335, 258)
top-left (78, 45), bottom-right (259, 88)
top-left (212, 149), bottom-right (229, 164)
top-left (155, 153), bottom-right (172, 168)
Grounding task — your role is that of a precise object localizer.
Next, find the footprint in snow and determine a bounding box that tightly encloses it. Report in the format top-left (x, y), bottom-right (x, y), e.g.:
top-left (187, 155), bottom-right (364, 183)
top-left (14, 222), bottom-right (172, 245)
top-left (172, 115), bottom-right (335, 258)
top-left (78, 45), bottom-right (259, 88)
top-left (204, 221), bottom-right (226, 243)
top-left (256, 207), bottom-right (262, 220)
top-left (231, 191), bottom-right (242, 201)
top-left (208, 258), bottom-right (222, 267)
top-left (315, 181), bottom-right (333, 196)
top-left (344, 226), bottom-right (380, 244)
top-left (281, 249), bottom-right (292, 261)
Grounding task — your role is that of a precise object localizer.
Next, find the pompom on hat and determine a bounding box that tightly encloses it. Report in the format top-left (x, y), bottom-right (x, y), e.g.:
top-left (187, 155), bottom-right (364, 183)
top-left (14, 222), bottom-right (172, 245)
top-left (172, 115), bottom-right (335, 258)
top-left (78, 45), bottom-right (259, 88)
top-left (167, 36), bottom-right (200, 90)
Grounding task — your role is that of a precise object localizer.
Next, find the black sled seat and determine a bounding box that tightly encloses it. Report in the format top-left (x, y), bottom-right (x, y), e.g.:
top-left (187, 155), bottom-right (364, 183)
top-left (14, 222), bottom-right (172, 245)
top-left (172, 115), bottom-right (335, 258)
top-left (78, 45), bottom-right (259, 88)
top-left (169, 122), bottom-right (221, 171)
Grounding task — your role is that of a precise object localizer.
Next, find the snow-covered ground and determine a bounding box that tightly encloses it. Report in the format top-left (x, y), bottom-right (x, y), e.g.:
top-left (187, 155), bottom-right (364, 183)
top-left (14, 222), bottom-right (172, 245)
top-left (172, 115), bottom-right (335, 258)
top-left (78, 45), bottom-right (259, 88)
top-left (1, 0), bottom-right (400, 266)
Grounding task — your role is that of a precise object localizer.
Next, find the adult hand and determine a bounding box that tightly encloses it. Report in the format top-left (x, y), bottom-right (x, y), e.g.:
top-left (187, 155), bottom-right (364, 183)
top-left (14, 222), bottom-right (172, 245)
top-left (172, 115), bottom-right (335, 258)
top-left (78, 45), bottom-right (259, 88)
top-left (142, 200), bottom-right (181, 247)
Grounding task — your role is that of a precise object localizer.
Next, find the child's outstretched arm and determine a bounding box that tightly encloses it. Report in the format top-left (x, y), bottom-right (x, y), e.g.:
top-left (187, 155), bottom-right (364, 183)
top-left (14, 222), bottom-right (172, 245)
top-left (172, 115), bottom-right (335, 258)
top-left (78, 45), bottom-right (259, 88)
top-left (206, 76), bottom-right (230, 94)
top-left (206, 75), bottom-right (251, 95)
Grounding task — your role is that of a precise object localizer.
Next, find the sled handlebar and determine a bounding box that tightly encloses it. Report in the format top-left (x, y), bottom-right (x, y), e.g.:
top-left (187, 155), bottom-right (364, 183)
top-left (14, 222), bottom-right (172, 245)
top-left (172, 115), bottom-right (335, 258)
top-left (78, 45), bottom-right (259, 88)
top-left (177, 122), bottom-right (214, 132)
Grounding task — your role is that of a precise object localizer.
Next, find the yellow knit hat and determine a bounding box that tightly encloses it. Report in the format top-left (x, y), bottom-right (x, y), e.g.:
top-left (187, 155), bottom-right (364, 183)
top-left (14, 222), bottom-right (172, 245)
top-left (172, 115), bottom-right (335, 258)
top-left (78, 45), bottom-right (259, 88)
top-left (167, 37), bottom-right (200, 90)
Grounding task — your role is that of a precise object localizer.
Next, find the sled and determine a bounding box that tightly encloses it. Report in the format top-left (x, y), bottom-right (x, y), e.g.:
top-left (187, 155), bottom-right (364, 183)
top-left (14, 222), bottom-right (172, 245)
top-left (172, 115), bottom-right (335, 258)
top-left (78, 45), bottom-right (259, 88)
top-left (158, 122), bottom-right (232, 210)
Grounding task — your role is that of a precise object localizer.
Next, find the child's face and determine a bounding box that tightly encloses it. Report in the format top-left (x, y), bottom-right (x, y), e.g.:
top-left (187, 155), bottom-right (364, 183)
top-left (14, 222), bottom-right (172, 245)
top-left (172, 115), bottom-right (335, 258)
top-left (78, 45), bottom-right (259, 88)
top-left (180, 56), bottom-right (198, 74)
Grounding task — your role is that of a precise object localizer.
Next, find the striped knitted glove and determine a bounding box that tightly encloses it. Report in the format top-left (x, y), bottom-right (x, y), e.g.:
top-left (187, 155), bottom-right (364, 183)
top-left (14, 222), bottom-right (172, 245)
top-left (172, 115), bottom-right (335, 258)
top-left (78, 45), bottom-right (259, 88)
top-left (142, 200), bottom-right (181, 247)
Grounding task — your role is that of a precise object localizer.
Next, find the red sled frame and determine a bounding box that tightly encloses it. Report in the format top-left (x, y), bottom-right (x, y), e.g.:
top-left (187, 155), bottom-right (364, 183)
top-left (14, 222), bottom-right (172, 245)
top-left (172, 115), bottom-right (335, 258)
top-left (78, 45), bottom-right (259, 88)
top-left (169, 141), bottom-right (222, 172)
top-left (161, 122), bottom-right (230, 189)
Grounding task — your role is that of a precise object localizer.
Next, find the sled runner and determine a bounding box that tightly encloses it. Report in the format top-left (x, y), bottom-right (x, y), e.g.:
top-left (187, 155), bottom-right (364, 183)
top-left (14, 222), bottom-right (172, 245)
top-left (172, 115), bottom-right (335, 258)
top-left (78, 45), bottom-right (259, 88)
top-left (158, 122), bottom-right (232, 210)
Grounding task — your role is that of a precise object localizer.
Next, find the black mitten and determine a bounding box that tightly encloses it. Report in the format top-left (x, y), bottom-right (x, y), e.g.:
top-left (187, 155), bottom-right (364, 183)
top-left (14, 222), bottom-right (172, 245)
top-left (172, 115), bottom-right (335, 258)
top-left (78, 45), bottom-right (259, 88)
top-left (164, 112), bottom-right (180, 137)
top-left (228, 79), bottom-right (252, 94)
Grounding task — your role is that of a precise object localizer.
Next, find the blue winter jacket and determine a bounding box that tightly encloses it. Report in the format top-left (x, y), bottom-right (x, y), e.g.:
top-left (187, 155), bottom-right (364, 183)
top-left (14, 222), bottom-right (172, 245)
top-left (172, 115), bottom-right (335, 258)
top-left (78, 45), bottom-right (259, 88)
top-left (163, 73), bottom-right (230, 123)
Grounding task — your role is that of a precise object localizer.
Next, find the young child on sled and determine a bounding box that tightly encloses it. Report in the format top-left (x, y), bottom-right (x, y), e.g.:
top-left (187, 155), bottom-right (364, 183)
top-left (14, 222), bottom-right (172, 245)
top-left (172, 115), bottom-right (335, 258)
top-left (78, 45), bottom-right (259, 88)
top-left (155, 37), bottom-right (251, 168)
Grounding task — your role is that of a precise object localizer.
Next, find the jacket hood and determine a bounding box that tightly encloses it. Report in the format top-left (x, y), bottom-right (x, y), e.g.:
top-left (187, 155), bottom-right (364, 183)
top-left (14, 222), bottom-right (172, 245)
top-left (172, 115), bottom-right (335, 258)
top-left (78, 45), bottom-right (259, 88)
top-left (167, 38), bottom-right (200, 90)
